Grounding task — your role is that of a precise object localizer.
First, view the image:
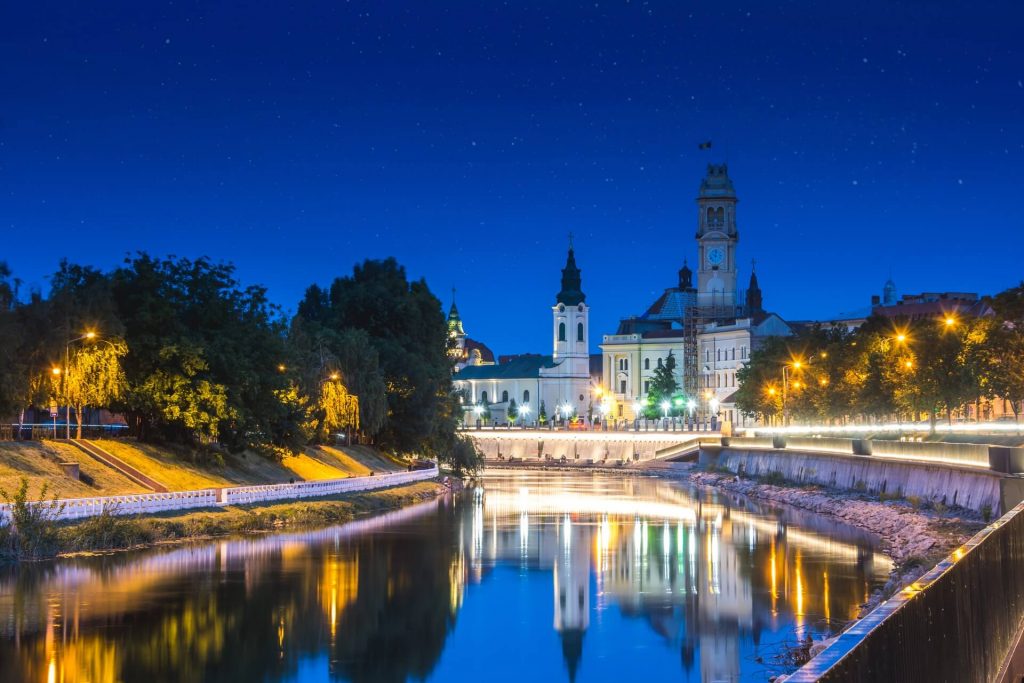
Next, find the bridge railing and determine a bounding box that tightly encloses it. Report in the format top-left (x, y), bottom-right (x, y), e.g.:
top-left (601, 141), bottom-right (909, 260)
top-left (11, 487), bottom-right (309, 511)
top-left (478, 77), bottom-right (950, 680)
top-left (0, 467), bottom-right (438, 523)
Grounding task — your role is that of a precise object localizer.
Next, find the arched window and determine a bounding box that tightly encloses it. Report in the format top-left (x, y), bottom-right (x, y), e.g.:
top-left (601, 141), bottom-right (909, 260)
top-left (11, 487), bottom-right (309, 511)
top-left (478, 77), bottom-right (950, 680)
top-left (577, 322), bottom-right (584, 342)
top-left (558, 322), bottom-right (566, 342)
top-left (716, 207), bottom-right (725, 225)
top-left (480, 391), bottom-right (488, 403)
top-left (644, 358), bottom-right (650, 370)
top-left (657, 358), bottom-right (663, 368)
top-left (706, 207), bottom-right (714, 225)
top-left (501, 390), bottom-right (509, 403)
top-left (523, 389), bottom-right (530, 403)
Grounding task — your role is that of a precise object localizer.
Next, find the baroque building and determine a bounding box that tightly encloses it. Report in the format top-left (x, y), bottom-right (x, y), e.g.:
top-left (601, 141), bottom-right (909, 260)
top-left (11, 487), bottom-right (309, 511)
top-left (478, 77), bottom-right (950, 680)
top-left (600, 164), bottom-right (792, 429)
top-left (452, 244), bottom-right (595, 424)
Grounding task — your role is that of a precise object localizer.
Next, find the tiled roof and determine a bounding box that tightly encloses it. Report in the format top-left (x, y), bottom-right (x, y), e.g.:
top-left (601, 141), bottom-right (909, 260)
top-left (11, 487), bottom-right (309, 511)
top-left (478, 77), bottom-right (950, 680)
top-left (455, 354), bottom-right (556, 380)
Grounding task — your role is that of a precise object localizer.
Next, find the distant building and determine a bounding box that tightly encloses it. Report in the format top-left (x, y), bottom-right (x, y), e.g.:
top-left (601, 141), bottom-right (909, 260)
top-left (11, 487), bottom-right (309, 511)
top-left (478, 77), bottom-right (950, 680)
top-left (452, 245), bottom-right (594, 423)
top-left (600, 164), bottom-right (793, 428)
top-left (447, 296), bottom-right (496, 371)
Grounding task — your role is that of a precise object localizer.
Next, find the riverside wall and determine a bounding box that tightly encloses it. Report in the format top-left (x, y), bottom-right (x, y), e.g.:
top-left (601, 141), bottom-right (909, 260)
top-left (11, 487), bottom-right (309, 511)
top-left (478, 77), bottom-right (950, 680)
top-left (701, 445), bottom-right (1024, 515)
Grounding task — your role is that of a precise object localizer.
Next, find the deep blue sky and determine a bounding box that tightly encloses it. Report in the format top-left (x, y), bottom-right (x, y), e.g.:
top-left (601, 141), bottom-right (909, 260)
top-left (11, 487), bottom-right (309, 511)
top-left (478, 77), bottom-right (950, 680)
top-left (4, 1), bottom-right (1023, 355)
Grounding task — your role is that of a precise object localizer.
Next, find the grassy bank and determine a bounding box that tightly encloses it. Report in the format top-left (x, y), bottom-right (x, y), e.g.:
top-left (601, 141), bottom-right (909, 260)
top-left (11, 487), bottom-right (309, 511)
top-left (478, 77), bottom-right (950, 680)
top-left (0, 438), bottom-right (406, 499)
top-left (1, 480), bottom-right (442, 562)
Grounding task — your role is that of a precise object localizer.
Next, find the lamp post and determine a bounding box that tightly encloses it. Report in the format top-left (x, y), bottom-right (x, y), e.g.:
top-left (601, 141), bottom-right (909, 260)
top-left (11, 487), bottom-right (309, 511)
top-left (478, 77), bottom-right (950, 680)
top-left (61, 331), bottom-right (98, 439)
top-left (632, 400), bottom-right (644, 431)
top-left (709, 396), bottom-right (720, 431)
top-left (781, 360), bottom-right (803, 428)
top-left (520, 403), bottom-right (531, 428)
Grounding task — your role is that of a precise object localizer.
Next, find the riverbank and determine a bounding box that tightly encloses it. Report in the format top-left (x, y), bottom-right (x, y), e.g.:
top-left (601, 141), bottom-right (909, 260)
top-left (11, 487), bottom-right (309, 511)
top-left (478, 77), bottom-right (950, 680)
top-left (2, 479), bottom-right (444, 562)
top-left (688, 470), bottom-right (984, 614)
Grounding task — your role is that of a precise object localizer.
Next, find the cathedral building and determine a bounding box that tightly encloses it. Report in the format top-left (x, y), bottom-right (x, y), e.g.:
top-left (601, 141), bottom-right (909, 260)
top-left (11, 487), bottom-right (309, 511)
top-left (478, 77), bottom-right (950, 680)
top-left (600, 164), bottom-right (792, 429)
top-left (452, 245), bottom-right (594, 424)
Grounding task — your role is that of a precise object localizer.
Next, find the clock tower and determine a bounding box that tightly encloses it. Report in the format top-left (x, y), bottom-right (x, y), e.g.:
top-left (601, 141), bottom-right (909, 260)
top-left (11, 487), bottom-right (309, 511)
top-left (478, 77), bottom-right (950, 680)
top-left (695, 164), bottom-right (739, 311)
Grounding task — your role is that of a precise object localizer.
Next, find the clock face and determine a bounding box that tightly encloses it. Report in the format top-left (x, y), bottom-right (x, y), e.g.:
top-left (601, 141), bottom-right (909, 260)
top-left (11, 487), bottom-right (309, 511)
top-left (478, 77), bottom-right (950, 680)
top-left (707, 247), bottom-right (725, 266)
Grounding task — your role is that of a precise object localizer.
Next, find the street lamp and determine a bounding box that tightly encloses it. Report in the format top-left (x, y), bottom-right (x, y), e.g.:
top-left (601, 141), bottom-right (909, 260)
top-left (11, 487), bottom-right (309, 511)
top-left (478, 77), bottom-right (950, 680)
top-left (60, 331), bottom-right (100, 439)
top-left (782, 358), bottom-right (805, 428)
top-left (520, 403), bottom-right (531, 427)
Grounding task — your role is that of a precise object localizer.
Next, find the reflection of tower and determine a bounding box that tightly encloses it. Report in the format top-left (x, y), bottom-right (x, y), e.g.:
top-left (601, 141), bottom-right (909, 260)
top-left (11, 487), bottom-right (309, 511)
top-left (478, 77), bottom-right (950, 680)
top-left (554, 517), bottom-right (591, 682)
top-left (696, 519), bottom-right (752, 683)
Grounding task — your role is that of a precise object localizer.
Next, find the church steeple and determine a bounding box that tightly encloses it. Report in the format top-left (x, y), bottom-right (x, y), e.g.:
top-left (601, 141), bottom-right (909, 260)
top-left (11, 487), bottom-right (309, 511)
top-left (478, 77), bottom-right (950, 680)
top-left (447, 288), bottom-right (465, 336)
top-left (745, 261), bottom-right (763, 315)
top-left (556, 238), bottom-right (586, 306)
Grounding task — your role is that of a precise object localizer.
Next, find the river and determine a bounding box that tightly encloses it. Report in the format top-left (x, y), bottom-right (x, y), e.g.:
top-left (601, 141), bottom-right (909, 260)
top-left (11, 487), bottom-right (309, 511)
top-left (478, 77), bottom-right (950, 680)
top-left (0, 471), bottom-right (891, 682)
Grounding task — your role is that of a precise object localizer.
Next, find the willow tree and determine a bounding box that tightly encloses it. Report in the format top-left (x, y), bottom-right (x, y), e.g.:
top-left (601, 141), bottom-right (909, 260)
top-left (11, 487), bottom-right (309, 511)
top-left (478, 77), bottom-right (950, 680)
top-left (319, 377), bottom-right (360, 443)
top-left (65, 339), bottom-right (127, 438)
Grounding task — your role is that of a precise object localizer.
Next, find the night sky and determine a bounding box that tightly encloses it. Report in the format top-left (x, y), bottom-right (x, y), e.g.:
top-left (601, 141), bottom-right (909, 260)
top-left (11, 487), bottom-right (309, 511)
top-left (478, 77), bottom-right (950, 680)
top-left (4, 1), bottom-right (1023, 356)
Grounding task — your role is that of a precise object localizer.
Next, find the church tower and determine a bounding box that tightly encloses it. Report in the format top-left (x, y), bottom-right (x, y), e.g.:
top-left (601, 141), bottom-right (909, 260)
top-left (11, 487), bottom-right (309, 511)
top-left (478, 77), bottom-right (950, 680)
top-left (541, 241), bottom-right (592, 415)
top-left (745, 263), bottom-right (763, 316)
top-left (447, 291), bottom-right (467, 362)
top-left (551, 242), bottom-right (589, 373)
top-left (695, 164), bottom-right (739, 311)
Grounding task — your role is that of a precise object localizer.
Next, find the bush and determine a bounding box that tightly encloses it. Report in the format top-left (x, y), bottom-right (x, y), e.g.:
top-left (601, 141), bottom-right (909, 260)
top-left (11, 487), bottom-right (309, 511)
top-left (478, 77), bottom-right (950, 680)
top-left (907, 495), bottom-right (922, 510)
top-left (981, 504), bottom-right (993, 523)
top-left (62, 506), bottom-right (153, 551)
top-left (0, 478), bottom-right (65, 559)
top-left (760, 470), bottom-right (787, 486)
top-left (879, 489), bottom-right (902, 502)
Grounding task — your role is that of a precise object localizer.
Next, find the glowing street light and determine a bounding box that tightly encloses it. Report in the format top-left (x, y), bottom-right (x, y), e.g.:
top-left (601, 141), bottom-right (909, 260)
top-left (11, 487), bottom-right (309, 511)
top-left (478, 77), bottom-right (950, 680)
top-left (944, 316), bottom-right (956, 327)
top-left (660, 400), bottom-right (671, 418)
top-left (51, 367), bottom-right (62, 376)
top-left (904, 360), bottom-right (914, 369)
top-left (686, 398), bottom-right (696, 415)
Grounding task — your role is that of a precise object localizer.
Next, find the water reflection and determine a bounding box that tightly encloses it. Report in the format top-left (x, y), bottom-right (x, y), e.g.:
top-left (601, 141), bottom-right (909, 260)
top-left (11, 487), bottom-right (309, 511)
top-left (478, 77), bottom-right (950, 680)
top-left (0, 473), bottom-right (890, 682)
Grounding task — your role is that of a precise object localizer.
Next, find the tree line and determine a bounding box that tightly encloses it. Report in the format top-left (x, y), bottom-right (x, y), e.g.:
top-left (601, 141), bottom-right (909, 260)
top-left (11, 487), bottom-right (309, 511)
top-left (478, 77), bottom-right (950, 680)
top-left (733, 283), bottom-right (1024, 428)
top-left (0, 256), bottom-right (479, 471)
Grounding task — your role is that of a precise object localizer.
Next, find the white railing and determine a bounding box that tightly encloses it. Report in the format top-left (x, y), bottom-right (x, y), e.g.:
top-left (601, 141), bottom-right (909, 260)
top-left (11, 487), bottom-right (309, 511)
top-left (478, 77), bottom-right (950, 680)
top-left (220, 468), bottom-right (438, 505)
top-left (0, 466), bottom-right (438, 523)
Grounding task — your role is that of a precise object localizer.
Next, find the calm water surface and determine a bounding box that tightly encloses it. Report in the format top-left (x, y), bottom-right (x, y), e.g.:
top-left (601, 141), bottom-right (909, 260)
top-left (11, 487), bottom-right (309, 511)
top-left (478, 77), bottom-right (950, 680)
top-left (0, 472), bottom-right (891, 682)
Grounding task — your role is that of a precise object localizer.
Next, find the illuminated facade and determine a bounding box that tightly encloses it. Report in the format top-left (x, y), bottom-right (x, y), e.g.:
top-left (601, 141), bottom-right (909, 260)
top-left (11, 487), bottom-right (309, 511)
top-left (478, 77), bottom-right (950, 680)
top-left (600, 165), bottom-right (793, 425)
top-left (453, 245), bottom-right (593, 423)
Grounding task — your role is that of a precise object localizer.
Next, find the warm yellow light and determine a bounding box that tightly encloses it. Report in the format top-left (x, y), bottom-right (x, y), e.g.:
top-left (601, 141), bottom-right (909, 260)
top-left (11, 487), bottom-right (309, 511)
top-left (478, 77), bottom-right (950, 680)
top-left (819, 377), bottom-right (828, 386)
top-left (820, 352), bottom-right (828, 359)
top-left (594, 387), bottom-right (603, 397)
top-left (945, 317), bottom-right (955, 327)
top-left (793, 381), bottom-right (802, 389)
top-left (896, 334), bottom-right (907, 343)
top-left (904, 360), bottom-right (913, 369)
top-left (51, 367), bottom-right (61, 375)
top-left (793, 361), bottom-right (802, 369)
top-left (85, 331), bottom-right (97, 339)
top-left (330, 373), bottom-right (340, 381)
top-left (768, 387), bottom-right (776, 396)
top-left (277, 364), bottom-right (287, 372)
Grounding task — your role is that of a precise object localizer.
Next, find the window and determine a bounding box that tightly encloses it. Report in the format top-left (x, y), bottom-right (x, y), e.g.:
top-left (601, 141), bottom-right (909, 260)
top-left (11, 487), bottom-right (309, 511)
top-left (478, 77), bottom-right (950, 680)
top-left (731, 348), bottom-right (736, 360)
top-left (704, 350), bottom-right (710, 362)
top-left (481, 391), bottom-right (488, 403)
top-left (716, 349), bottom-right (721, 362)
top-left (523, 389), bottom-right (530, 403)
top-left (644, 358), bottom-right (650, 370)
top-left (658, 358), bottom-right (664, 369)
top-left (502, 390), bottom-right (509, 403)
top-left (558, 322), bottom-right (566, 342)
top-left (644, 380), bottom-right (650, 393)
top-left (577, 322), bottom-right (584, 342)
top-left (620, 380), bottom-right (627, 394)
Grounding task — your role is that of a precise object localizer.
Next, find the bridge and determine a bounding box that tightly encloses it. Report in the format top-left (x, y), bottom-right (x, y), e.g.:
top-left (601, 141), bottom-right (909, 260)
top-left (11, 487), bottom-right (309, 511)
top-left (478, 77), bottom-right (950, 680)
top-left (467, 428), bottom-right (712, 466)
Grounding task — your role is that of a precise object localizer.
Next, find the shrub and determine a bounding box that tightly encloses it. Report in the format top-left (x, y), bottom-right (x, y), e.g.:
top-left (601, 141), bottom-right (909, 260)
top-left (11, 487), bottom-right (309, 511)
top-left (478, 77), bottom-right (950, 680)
top-left (879, 490), bottom-right (902, 502)
top-left (760, 470), bottom-right (787, 486)
top-left (0, 478), bottom-right (65, 559)
top-left (907, 495), bottom-right (922, 510)
top-left (981, 504), bottom-right (993, 523)
top-left (853, 479), bottom-right (868, 493)
top-left (63, 506), bottom-right (153, 551)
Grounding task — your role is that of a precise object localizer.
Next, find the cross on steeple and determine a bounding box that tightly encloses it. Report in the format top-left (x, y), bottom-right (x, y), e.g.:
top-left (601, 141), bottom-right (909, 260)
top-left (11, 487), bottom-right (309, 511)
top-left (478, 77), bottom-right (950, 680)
top-left (751, 258), bottom-right (757, 272)
top-left (568, 231), bottom-right (574, 249)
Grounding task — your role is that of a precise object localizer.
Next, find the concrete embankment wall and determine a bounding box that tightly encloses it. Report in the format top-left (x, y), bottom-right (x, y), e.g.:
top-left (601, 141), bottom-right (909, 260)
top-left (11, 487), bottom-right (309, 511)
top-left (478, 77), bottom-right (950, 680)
top-left (700, 446), bottom-right (1020, 514)
top-left (473, 436), bottom-right (690, 462)
top-left (788, 499), bottom-right (1024, 683)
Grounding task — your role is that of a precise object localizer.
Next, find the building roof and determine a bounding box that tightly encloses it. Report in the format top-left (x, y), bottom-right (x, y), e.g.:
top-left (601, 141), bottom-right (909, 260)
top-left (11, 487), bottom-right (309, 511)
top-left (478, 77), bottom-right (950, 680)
top-left (455, 354), bottom-right (556, 380)
top-left (642, 287), bottom-right (698, 321)
top-left (464, 338), bottom-right (495, 364)
top-left (698, 163), bottom-right (736, 199)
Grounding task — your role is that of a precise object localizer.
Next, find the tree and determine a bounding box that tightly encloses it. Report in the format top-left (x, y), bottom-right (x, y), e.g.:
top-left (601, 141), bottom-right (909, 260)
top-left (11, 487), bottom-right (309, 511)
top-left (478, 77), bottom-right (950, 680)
top-left (981, 283), bottom-right (1024, 423)
top-left (646, 351), bottom-right (679, 418)
top-left (506, 398), bottom-right (518, 425)
top-left (64, 338), bottom-right (127, 438)
top-left (538, 400), bottom-right (547, 425)
top-left (319, 376), bottom-right (360, 443)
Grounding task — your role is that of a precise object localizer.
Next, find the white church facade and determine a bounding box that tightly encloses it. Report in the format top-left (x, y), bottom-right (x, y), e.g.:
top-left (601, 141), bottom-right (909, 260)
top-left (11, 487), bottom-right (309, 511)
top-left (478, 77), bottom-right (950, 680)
top-left (452, 246), bottom-right (594, 424)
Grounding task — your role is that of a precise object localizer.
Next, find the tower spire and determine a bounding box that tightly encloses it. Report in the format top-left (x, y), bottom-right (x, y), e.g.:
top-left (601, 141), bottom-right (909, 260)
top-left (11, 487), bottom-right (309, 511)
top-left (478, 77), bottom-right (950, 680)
top-left (556, 242), bottom-right (585, 306)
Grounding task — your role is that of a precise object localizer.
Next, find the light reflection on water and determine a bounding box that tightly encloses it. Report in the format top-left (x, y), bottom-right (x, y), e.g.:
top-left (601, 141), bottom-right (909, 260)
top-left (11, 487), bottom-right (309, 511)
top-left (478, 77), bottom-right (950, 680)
top-left (0, 472), bottom-right (890, 682)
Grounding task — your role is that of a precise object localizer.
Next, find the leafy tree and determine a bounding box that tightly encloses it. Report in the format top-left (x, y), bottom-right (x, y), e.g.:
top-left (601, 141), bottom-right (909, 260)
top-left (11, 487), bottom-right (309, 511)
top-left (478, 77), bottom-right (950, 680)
top-left (537, 400), bottom-right (547, 425)
top-left (318, 376), bottom-right (360, 442)
top-left (477, 398), bottom-right (491, 423)
top-left (981, 284), bottom-right (1024, 424)
top-left (64, 338), bottom-right (127, 438)
top-left (506, 398), bottom-right (518, 425)
top-left (646, 351), bottom-right (679, 418)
